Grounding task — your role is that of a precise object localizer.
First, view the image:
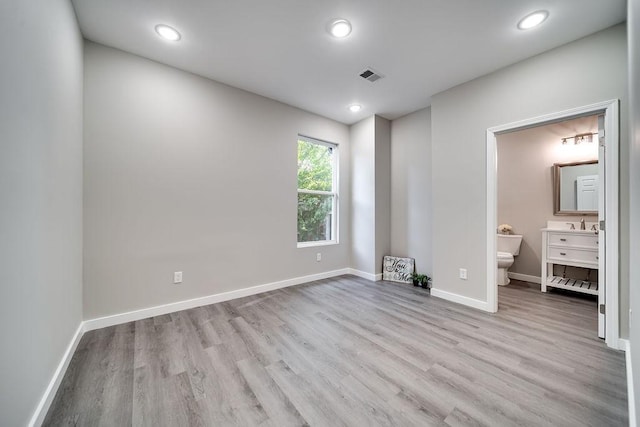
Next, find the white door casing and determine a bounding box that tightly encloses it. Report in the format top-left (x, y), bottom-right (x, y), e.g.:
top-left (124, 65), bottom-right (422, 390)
top-left (486, 100), bottom-right (619, 349)
top-left (597, 114), bottom-right (605, 339)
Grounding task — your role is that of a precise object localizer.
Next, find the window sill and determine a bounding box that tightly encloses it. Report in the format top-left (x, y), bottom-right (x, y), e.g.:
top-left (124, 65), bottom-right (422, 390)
top-left (297, 240), bottom-right (339, 249)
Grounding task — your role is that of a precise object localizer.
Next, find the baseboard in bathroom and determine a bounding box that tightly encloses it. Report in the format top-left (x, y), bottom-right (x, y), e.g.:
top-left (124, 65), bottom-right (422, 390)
top-left (508, 272), bottom-right (541, 284)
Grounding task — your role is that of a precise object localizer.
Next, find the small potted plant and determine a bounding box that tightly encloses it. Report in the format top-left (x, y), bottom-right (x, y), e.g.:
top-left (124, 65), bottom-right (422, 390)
top-left (411, 273), bottom-right (431, 288)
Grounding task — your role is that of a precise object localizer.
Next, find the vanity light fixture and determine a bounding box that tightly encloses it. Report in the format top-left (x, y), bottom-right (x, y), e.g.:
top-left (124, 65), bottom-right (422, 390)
top-left (349, 104), bottom-right (362, 113)
top-left (517, 10), bottom-right (549, 30)
top-left (560, 133), bottom-right (595, 145)
top-left (155, 24), bottom-right (181, 41)
top-left (329, 19), bottom-right (352, 38)
top-left (579, 134), bottom-right (594, 144)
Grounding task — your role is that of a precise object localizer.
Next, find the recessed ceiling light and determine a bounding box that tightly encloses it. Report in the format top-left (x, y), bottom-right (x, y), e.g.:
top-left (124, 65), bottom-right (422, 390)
top-left (517, 10), bottom-right (549, 30)
top-left (329, 19), bottom-right (352, 38)
top-left (155, 24), bottom-right (181, 41)
top-left (349, 104), bottom-right (362, 113)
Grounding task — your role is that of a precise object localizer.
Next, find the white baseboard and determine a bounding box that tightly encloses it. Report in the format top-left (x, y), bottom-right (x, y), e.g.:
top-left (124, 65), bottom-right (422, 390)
top-left (347, 269), bottom-right (382, 282)
top-left (620, 339), bottom-right (636, 427)
top-left (29, 322), bottom-right (85, 427)
top-left (621, 338), bottom-right (630, 352)
top-left (29, 268), bottom-right (357, 425)
top-left (84, 268), bottom-right (351, 331)
top-left (508, 272), bottom-right (541, 284)
top-left (430, 288), bottom-right (490, 312)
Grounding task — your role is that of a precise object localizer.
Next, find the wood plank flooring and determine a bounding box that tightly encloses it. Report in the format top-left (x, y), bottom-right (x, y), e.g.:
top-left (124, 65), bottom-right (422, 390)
top-left (44, 276), bottom-right (628, 426)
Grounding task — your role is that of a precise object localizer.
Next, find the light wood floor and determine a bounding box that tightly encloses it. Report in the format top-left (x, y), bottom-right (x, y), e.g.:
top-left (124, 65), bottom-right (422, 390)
top-left (44, 276), bottom-right (628, 426)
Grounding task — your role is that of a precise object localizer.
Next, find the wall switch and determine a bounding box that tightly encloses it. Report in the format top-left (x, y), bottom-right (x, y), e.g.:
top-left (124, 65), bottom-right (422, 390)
top-left (316, 253), bottom-right (322, 262)
top-left (459, 268), bottom-right (467, 280)
top-left (174, 271), bottom-right (183, 284)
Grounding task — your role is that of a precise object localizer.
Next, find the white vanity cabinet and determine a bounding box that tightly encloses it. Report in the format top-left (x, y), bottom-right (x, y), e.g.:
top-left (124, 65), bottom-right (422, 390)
top-left (541, 228), bottom-right (599, 295)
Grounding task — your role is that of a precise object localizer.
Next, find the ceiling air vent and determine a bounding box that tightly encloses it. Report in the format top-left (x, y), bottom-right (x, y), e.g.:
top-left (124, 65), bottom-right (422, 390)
top-left (359, 68), bottom-right (384, 83)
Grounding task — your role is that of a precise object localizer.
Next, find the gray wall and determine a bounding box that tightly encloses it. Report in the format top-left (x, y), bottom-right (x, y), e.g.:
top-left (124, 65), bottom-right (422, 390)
top-left (390, 108), bottom-right (433, 276)
top-left (350, 117), bottom-right (376, 275)
top-left (83, 42), bottom-right (350, 319)
top-left (628, 0), bottom-right (640, 419)
top-left (374, 117), bottom-right (391, 274)
top-left (350, 115), bottom-right (391, 276)
top-left (431, 24), bottom-right (628, 335)
top-left (0, 0), bottom-right (84, 425)
top-left (497, 117), bottom-right (598, 278)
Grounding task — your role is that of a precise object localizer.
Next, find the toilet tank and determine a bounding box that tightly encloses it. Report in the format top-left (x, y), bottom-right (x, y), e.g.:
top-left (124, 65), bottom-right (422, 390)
top-left (497, 234), bottom-right (523, 256)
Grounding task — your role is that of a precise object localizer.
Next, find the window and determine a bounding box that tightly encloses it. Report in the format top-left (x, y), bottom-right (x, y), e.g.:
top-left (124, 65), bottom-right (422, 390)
top-left (297, 136), bottom-right (338, 246)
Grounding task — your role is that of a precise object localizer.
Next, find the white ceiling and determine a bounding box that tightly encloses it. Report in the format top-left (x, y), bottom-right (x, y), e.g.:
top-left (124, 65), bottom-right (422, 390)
top-left (71, 0), bottom-right (626, 125)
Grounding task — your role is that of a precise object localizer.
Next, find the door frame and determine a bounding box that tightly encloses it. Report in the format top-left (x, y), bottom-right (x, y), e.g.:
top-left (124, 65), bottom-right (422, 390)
top-left (485, 100), bottom-right (620, 349)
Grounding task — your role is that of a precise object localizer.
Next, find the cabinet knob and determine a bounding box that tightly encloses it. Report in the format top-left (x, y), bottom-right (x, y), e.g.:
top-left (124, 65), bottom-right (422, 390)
top-left (560, 238), bottom-right (567, 242)
top-left (560, 252), bottom-right (567, 256)
top-left (596, 256), bottom-right (599, 260)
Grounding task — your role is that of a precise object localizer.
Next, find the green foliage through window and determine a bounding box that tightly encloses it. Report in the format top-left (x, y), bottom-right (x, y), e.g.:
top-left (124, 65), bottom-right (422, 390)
top-left (297, 138), bottom-right (337, 243)
top-left (297, 193), bottom-right (333, 242)
top-left (297, 141), bottom-right (333, 191)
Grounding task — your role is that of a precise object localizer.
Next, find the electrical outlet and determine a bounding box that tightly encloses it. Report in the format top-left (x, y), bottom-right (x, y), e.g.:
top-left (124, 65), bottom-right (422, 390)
top-left (316, 253), bottom-right (322, 262)
top-left (174, 271), bottom-right (183, 284)
top-left (459, 268), bottom-right (467, 280)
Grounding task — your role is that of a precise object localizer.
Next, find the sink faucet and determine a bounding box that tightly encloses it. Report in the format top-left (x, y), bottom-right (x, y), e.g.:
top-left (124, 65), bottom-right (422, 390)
top-left (566, 222), bottom-right (575, 230)
top-left (580, 218), bottom-right (586, 230)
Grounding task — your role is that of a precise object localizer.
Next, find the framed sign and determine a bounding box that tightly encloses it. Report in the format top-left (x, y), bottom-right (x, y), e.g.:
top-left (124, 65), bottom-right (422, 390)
top-left (382, 256), bottom-right (415, 283)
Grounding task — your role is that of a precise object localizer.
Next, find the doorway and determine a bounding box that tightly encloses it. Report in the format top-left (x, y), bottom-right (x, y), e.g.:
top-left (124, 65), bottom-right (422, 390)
top-left (485, 100), bottom-right (620, 349)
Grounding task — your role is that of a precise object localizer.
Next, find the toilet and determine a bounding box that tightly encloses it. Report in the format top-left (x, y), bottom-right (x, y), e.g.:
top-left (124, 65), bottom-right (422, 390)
top-left (497, 234), bottom-right (523, 286)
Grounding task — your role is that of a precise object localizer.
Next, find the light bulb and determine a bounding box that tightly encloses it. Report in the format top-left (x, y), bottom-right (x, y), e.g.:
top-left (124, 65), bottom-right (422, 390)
top-left (155, 24), bottom-right (181, 41)
top-left (329, 19), bottom-right (352, 38)
top-left (517, 11), bottom-right (549, 30)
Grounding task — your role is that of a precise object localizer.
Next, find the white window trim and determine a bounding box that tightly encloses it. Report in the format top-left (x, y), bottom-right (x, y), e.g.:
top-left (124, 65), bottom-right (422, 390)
top-left (297, 240), bottom-right (339, 248)
top-left (297, 135), bottom-right (339, 248)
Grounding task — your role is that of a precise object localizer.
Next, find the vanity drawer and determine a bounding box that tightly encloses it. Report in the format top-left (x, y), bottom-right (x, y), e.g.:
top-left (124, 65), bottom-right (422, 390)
top-left (548, 247), bottom-right (598, 265)
top-left (548, 232), bottom-right (598, 249)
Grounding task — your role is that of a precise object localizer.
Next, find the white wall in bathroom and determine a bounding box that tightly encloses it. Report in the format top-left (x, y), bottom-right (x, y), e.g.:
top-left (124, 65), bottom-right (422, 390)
top-left (497, 115), bottom-right (598, 278)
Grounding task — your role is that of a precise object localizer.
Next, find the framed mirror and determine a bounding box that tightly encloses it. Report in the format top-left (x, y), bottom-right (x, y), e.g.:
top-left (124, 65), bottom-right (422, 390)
top-left (553, 160), bottom-right (598, 216)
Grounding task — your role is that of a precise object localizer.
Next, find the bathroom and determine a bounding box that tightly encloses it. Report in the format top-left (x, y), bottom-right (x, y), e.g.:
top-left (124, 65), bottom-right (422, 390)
top-left (496, 115), bottom-right (600, 294)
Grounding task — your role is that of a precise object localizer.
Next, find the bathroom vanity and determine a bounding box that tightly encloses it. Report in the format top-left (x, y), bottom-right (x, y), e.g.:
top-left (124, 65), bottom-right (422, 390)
top-left (541, 225), bottom-right (599, 295)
